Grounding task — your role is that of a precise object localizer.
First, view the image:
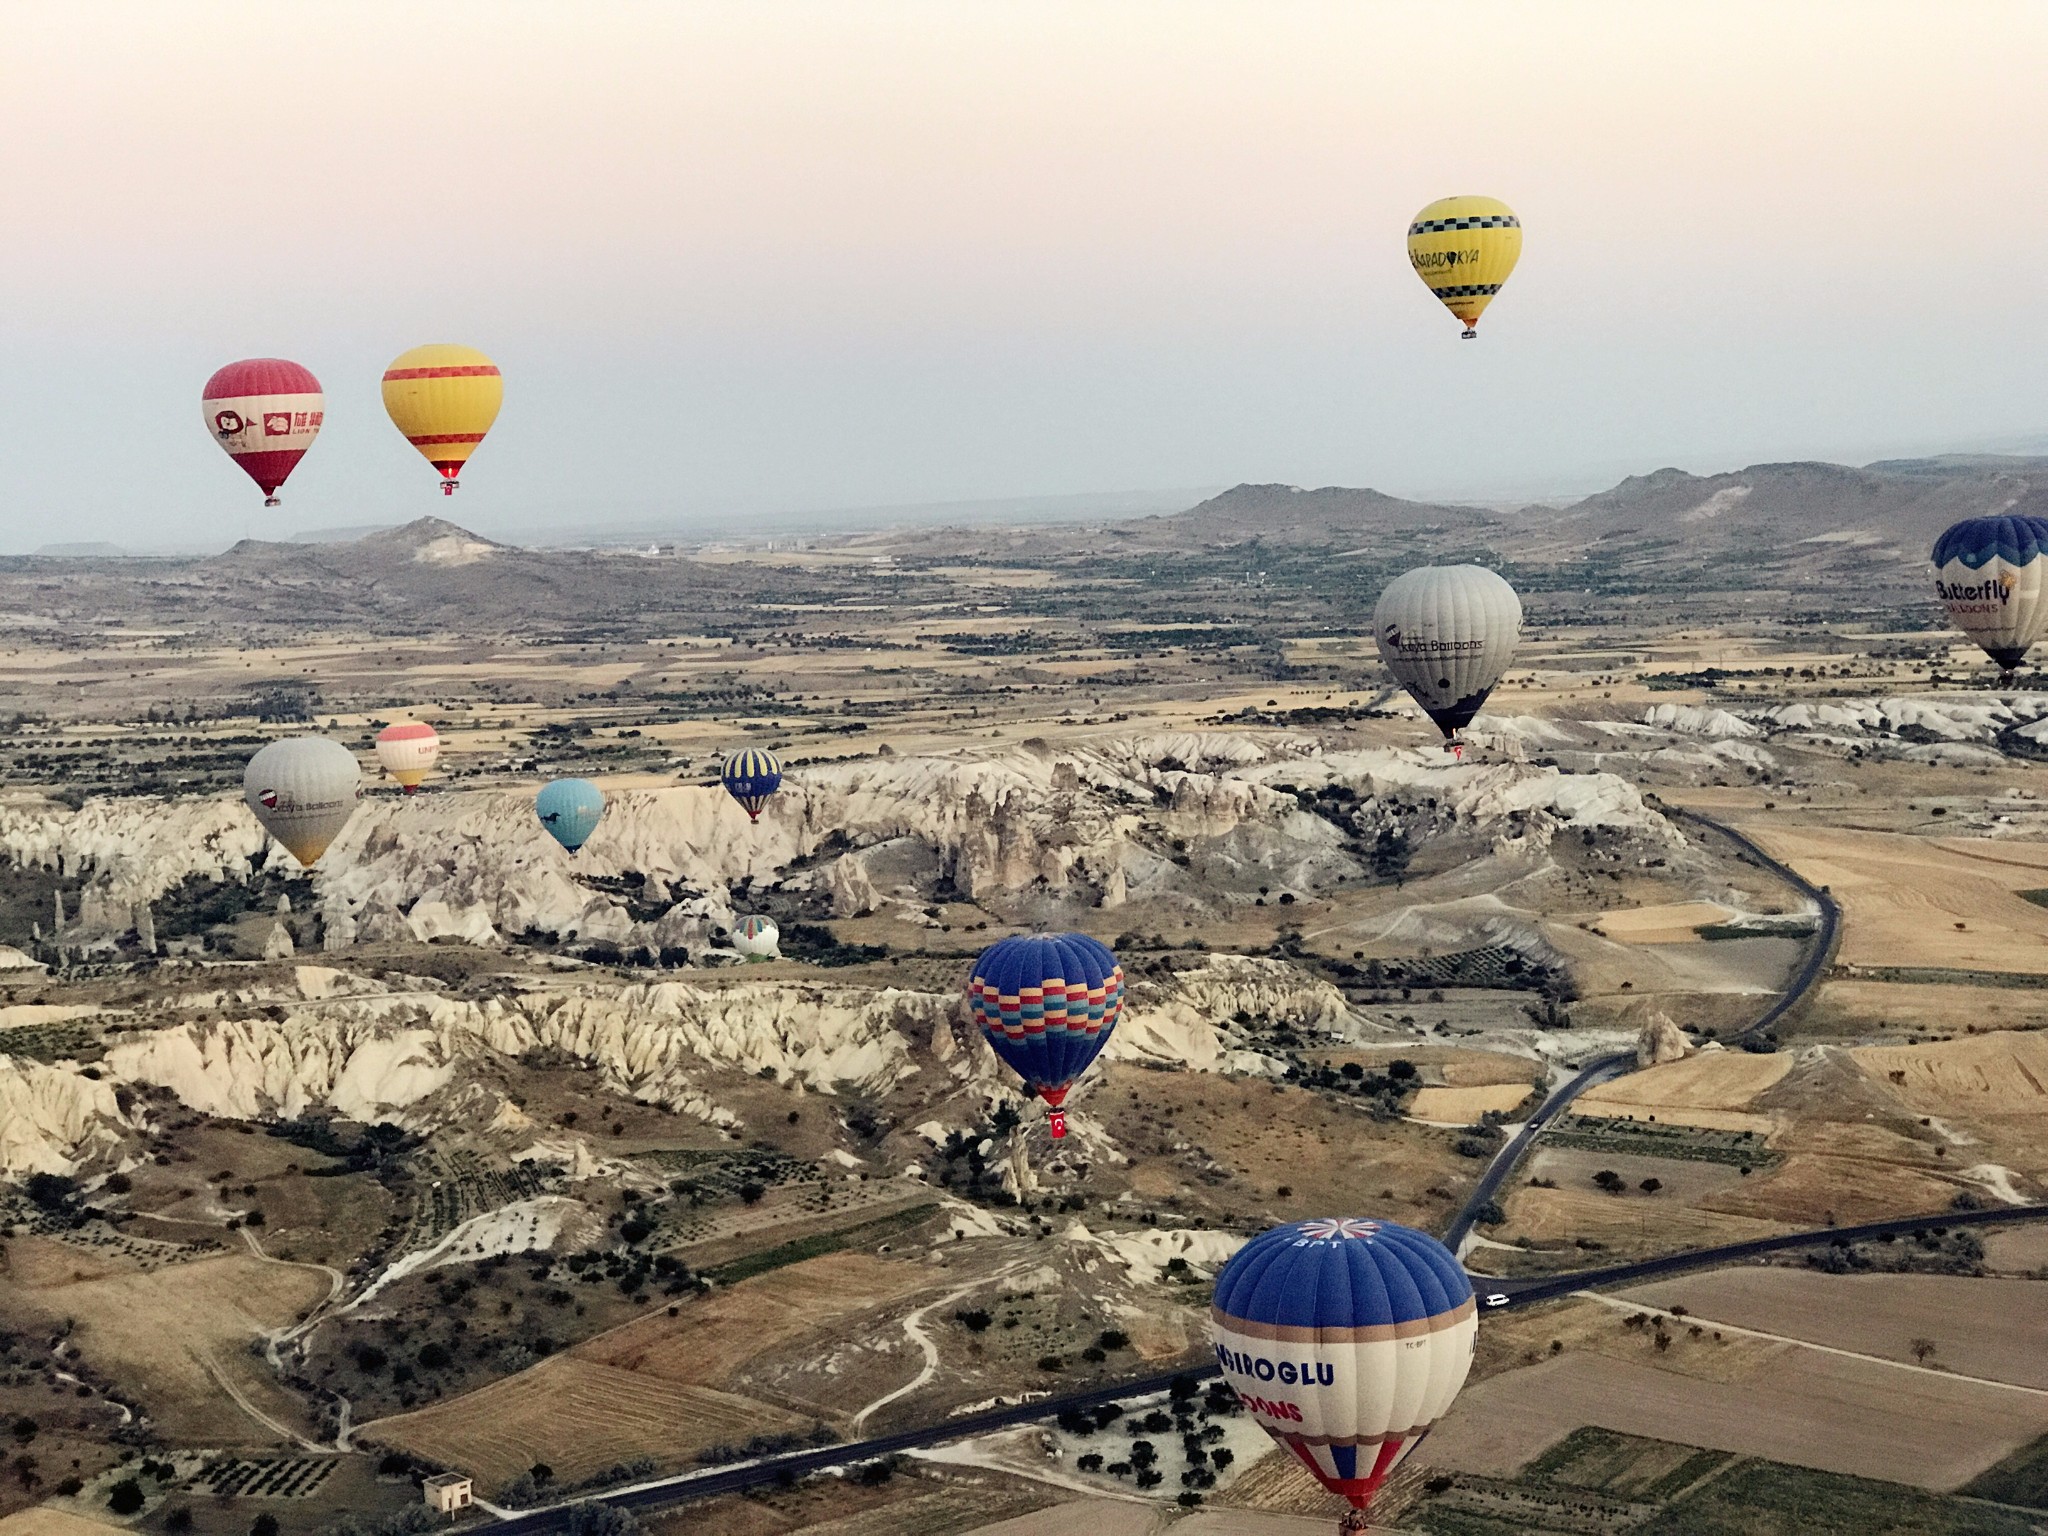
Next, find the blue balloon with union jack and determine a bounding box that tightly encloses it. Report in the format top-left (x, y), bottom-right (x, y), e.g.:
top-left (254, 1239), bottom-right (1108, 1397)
top-left (967, 933), bottom-right (1122, 1138)
top-left (1211, 1218), bottom-right (1475, 1529)
top-left (721, 748), bottom-right (784, 822)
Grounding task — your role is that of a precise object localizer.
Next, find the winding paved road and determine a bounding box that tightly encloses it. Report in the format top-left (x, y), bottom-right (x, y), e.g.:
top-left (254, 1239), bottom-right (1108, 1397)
top-left (1444, 804), bottom-right (1842, 1251)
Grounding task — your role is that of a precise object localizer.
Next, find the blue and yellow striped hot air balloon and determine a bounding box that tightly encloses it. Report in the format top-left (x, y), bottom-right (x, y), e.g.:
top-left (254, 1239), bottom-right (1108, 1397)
top-left (1212, 1219), bottom-right (1476, 1524)
top-left (967, 933), bottom-right (1123, 1139)
top-left (721, 748), bottom-right (783, 822)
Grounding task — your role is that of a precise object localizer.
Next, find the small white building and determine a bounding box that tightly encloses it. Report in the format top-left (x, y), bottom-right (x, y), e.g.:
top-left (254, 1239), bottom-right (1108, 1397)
top-left (423, 1473), bottom-right (473, 1514)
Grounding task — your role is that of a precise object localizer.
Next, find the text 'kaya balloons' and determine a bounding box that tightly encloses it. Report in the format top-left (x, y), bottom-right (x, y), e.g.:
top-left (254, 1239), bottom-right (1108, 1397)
top-left (732, 915), bottom-right (780, 959)
top-left (1374, 565), bottom-right (1521, 755)
top-left (203, 359), bottom-right (324, 506)
top-left (722, 749), bottom-right (783, 822)
top-left (1212, 1219), bottom-right (1476, 1530)
top-left (1407, 197), bottom-right (1522, 339)
top-left (1932, 513), bottom-right (2048, 680)
top-left (968, 933), bottom-right (1122, 1138)
top-left (382, 345), bottom-right (503, 495)
top-left (374, 722), bottom-right (440, 794)
top-left (536, 778), bottom-right (605, 853)
top-left (244, 738), bottom-right (361, 868)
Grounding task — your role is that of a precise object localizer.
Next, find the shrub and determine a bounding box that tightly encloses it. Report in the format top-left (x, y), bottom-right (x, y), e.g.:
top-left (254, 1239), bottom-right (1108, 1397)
top-left (955, 1309), bottom-right (992, 1333)
top-left (108, 1479), bottom-right (146, 1515)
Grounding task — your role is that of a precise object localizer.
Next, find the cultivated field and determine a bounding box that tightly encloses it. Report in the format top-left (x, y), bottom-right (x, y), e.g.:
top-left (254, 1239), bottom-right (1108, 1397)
top-left (361, 1356), bottom-right (807, 1490)
top-left (1415, 1342), bottom-right (2048, 1489)
top-left (1623, 1268), bottom-right (2048, 1389)
top-left (1584, 901), bottom-right (1737, 942)
top-left (1409, 1083), bottom-right (1535, 1122)
top-left (1575, 1050), bottom-right (1790, 1133)
top-left (0, 1241), bottom-right (326, 1446)
top-left (1746, 826), bottom-right (2048, 974)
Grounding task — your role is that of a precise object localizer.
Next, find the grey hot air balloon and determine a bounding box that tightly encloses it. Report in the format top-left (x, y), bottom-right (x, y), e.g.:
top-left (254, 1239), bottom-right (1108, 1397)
top-left (244, 737), bottom-right (362, 867)
top-left (1373, 565), bottom-right (1521, 756)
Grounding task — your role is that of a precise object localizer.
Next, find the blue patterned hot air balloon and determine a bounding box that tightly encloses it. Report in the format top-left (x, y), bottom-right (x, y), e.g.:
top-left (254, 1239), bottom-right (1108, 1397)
top-left (721, 748), bottom-right (783, 822)
top-left (535, 778), bottom-right (605, 853)
top-left (1211, 1219), bottom-right (1476, 1529)
top-left (1932, 513), bottom-right (2048, 677)
top-left (967, 933), bottom-right (1122, 1138)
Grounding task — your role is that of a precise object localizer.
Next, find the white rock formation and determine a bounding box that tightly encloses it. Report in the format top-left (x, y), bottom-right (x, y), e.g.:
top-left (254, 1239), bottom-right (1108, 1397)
top-left (0, 1056), bottom-right (132, 1176)
top-left (1635, 1013), bottom-right (1693, 1068)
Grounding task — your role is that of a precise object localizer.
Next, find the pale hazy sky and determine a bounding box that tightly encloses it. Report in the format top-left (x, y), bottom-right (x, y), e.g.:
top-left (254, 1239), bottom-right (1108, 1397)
top-left (4, 2), bottom-right (2045, 549)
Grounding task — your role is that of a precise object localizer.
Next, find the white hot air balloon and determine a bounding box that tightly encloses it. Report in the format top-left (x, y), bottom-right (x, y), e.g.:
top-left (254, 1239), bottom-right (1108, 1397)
top-left (374, 721), bottom-right (441, 794)
top-left (1212, 1218), bottom-right (1476, 1531)
top-left (731, 915), bottom-right (780, 959)
top-left (1373, 564), bottom-right (1521, 758)
top-left (244, 738), bottom-right (362, 867)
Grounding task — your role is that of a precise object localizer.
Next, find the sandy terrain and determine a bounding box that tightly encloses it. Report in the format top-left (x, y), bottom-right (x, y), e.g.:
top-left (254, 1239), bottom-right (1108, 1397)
top-left (1987, 1225), bottom-right (2048, 1273)
top-left (1416, 1343), bottom-right (2048, 1490)
top-left (0, 1242), bottom-right (326, 1446)
top-left (0, 1515), bottom-right (120, 1536)
top-left (1576, 1049), bottom-right (1791, 1133)
top-left (1409, 1083), bottom-right (1534, 1122)
top-left (1746, 826), bottom-right (2048, 974)
top-left (1621, 1269), bottom-right (2048, 1388)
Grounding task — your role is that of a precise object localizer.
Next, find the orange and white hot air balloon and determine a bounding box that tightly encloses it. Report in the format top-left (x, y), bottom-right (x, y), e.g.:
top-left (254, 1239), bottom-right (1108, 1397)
top-left (381, 345), bottom-right (502, 495)
top-left (374, 722), bottom-right (440, 794)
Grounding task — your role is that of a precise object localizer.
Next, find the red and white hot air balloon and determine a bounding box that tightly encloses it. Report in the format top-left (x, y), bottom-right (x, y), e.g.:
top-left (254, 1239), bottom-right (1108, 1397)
top-left (374, 722), bottom-right (440, 794)
top-left (202, 359), bottom-right (324, 506)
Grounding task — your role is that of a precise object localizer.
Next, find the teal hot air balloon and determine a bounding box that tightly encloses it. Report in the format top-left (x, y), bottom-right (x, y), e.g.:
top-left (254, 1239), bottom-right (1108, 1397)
top-left (721, 748), bottom-right (783, 822)
top-left (536, 778), bottom-right (605, 852)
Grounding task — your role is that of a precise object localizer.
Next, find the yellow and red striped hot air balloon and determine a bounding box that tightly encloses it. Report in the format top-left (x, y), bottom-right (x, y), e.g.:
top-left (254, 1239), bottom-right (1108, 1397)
top-left (381, 344), bottom-right (503, 495)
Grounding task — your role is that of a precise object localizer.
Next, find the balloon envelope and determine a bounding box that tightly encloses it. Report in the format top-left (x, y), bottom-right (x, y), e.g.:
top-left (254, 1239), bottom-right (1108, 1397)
top-left (203, 359), bottom-right (324, 505)
top-left (1211, 1219), bottom-right (1476, 1516)
top-left (1407, 196), bottom-right (1522, 337)
top-left (722, 748), bottom-right (783, 822)
top-left (967, 933), bottom-right (1122, 1137)
top-left (1374, 565), bottom-right (1521, 740)
top-left (732, 915), bottom-right (780, 958)
top-left (1932, 514), bottom-right (2048, 673)
top-left (382, 344), bottom-right (503, 494)
top-left (244, 738), bottom-right (361, 867)
top-left (374, 722), bottom-right (440, 793)
top-left (535, 778), bottom-right (605, 852)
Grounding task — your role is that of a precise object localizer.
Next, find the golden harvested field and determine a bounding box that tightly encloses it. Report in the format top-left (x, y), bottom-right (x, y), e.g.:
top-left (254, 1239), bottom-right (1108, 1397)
top-left (579, 1252), bottom-right (932, 1384)
top-left (1745, 826), bottom-right (2048, 973)
top-left (1811, 978), bottom-right (2048, 1037)
top-left (0, 1243), bottom-right (325, 1446)
top-left (1409, 1083), bottom-right (1534, 1122)
top-left (1498, 1180), bottom-right (1789, 1256)
top-left (363, 1357), bottom-right (805, 1490)
top-left (1622, 1269), bottom-right (2048, 1388)
top-left (1576, 1049), bottom-right (1790, 1133)
top-left (0, 1512), bottom-right (123, 1536)
top-left (1987, 1225), bottom-right (2048, 1273)
top-left (1851, 1030), bottom-right (2048, 1114)
top-left (1584, 901), bottom-right (1736, 943)
top-left (1415, 1342), bottom-right (2048, 1490)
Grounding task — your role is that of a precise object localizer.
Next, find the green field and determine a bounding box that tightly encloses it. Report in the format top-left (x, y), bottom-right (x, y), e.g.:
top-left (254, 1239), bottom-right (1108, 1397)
top-left (1962, 1433), bottom-right (2048, 1511)
top-left (705, 1204), bottom-right (938, 1286)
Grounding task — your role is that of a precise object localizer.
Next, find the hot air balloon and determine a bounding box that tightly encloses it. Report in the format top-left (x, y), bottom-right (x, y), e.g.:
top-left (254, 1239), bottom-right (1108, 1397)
top-left (967, 933), bottom-right (1122, 1138)
top-left (381, 345), bottom-right (502, 495)
top-left (732, 915), bottom-right (780, 959)
top-left (1407, 197), bottom-right (1521, 339)
top-left (721, 749), bottom-right (783, 822)
top-left (374, 722), bottom-right (440, 794)
top-left (1374, 565), bottom-right (1521, 758)
top-left (203, 359), bottom-right (324, 506)
top-left (244, 738), bottom-right (361, 867)
top-left (536, 778), bottom-right (605, 853)
top-left (1212, 1218), bottom-right (1476, 1531)
top-left (1932, 513), bottom-right (2048, 684)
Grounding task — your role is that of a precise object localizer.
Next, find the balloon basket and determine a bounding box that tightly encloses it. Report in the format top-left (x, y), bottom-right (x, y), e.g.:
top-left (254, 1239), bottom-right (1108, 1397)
top-left (263, 495), bottom-right (281, 508)
top-left (440, 480), bottom-right (459, 496)
top-left (1460, 328), bottom-right (1477, 339)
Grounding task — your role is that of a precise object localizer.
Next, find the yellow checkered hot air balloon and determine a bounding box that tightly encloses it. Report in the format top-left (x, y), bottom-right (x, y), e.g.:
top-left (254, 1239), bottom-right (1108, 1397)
top-left (1406, 197), bottom-right (1521, 339)
top-left (382, 344), bottom-right (503, 494)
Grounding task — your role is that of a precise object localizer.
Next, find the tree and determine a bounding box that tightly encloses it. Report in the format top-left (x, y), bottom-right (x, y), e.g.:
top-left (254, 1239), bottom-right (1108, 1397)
top-left (1911, 1338), bottom-right (1937, 1364)
top-left (955, 1309), bottom-right (992, 1333)
top-left (737, 1182), bottom-right (765, 1206)
top-left (24, 1173), bottom-right (75, 1212)
top-left (530, 1464), bottom-right (554, 1484)
top-left (1639, 1178), bottom-right (1662, 1195)
top-left (563, 1502), bottom-right (642, 1536)
top-left (165, 1509), bottom-right (193, 1533)
top-left (1211, 1448), bottom-right (1234, 1471)
top-left (250, 1515), bottom-right (279, 1536)
top-left (1096, 1329), bottom-right (1129, 1351)
top-left (10, 1418), bottom-right (35, 1445)
top-left (1592, 1170), bottom-right (1625, 1194)
top-left (107, 1479), bottom-right (146, 1515)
